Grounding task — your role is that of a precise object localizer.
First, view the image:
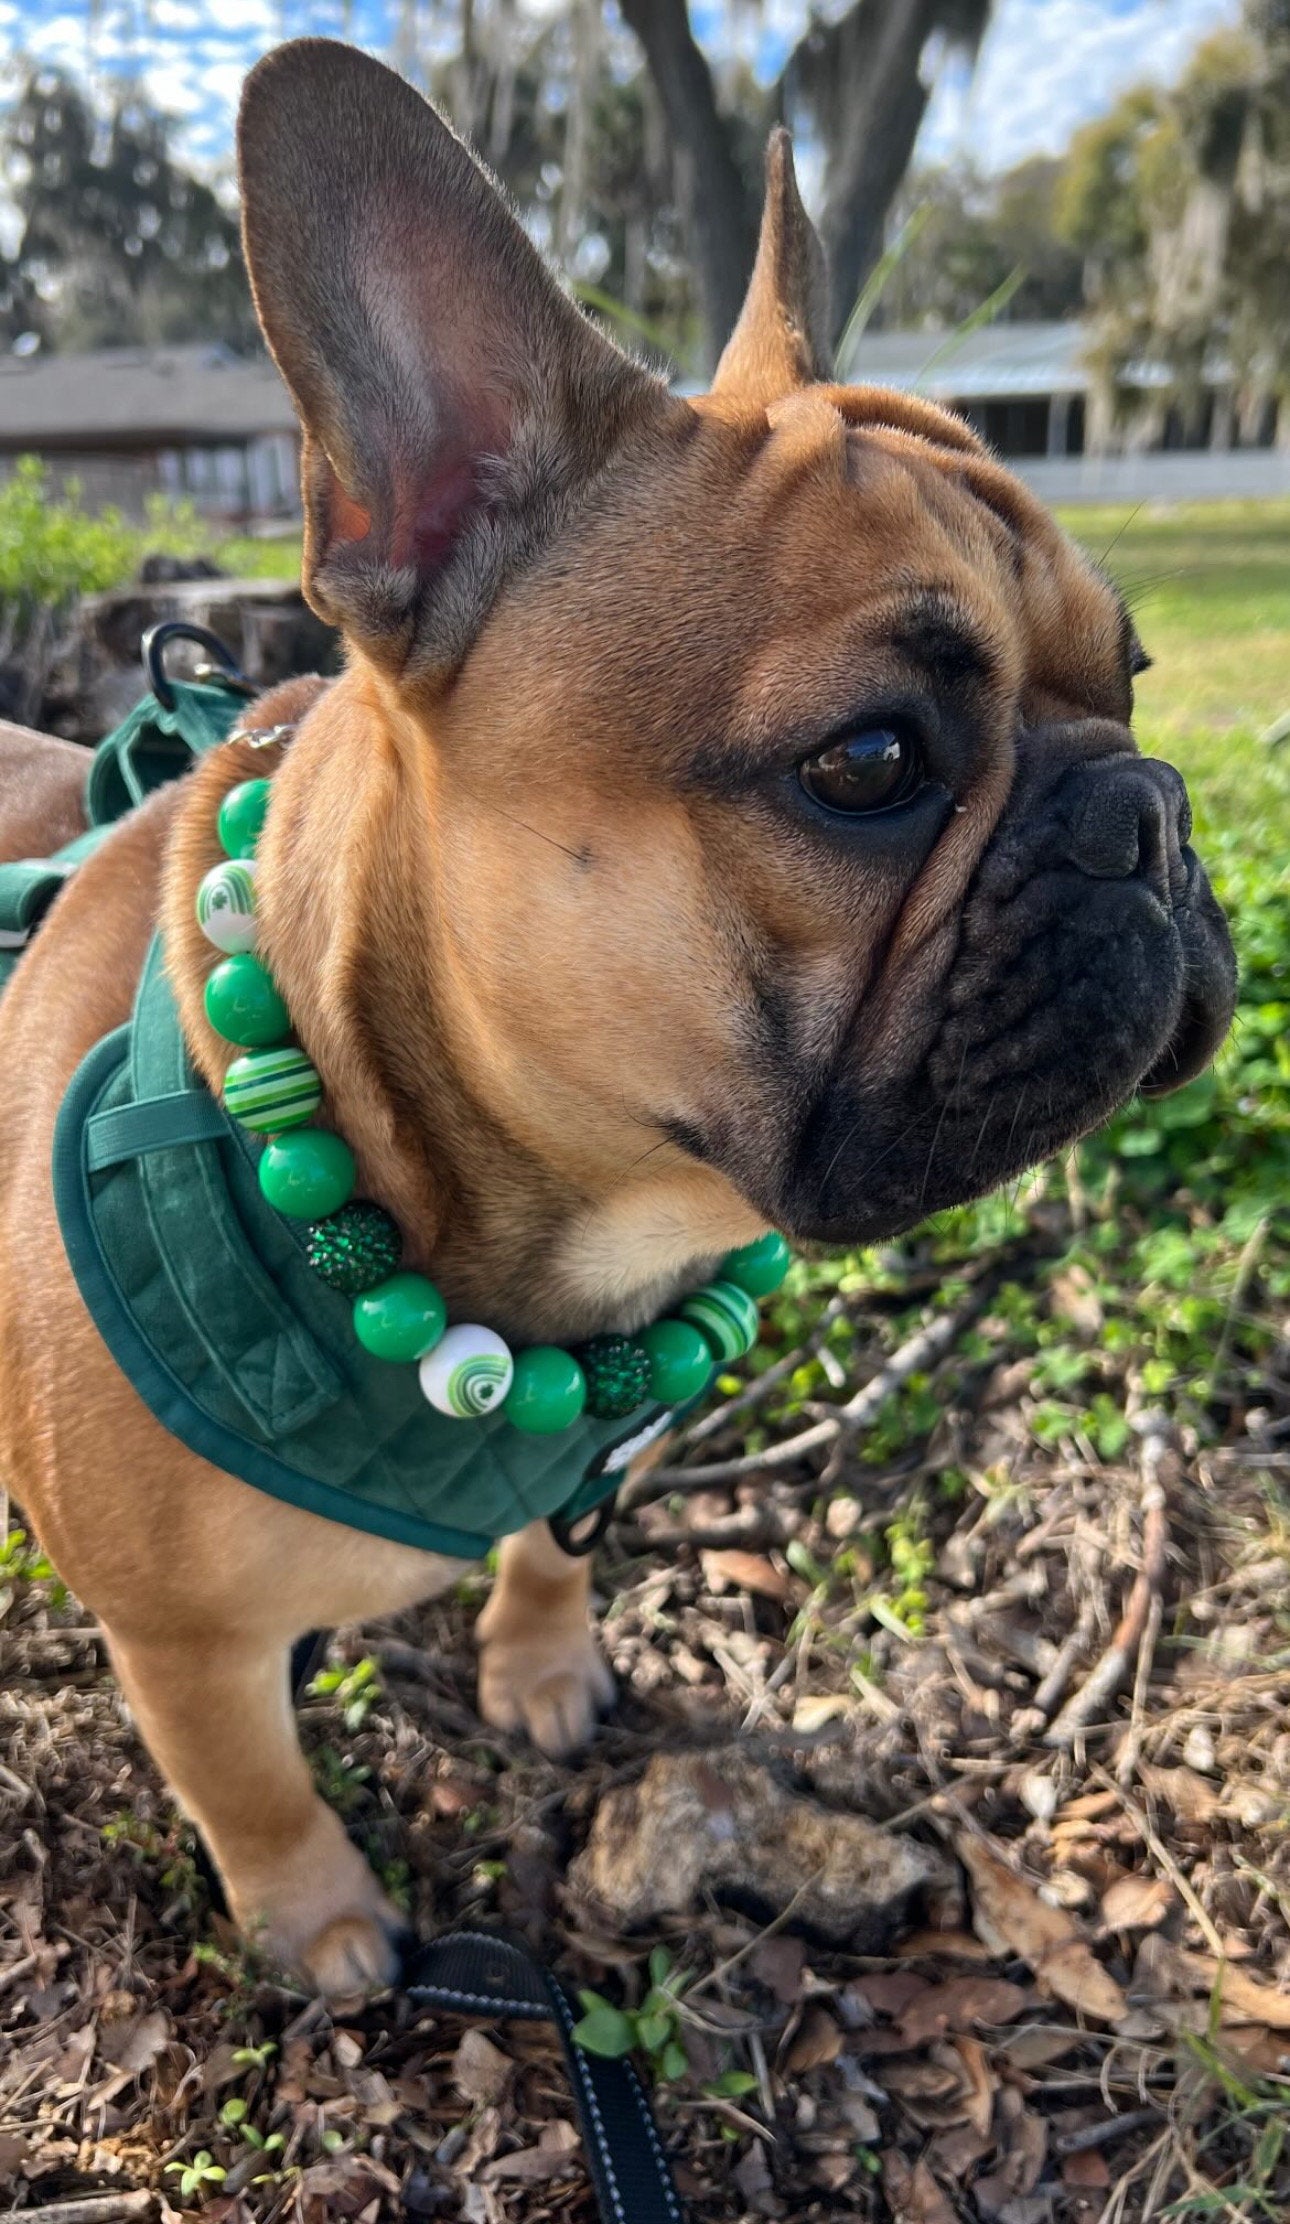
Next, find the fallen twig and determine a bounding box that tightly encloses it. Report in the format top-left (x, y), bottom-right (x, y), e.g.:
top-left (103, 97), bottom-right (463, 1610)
top-left (11, 2194), bottom-right (155, 2224)
top-left (625, 1301), bottom-right (975, 1503)
top-left (1044, 1417), bottom-right (1172, 1748)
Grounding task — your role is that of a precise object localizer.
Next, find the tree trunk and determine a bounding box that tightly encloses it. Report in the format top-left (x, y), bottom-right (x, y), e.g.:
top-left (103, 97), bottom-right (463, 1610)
top-left (788, 0), bottom-right (939, 345)
top-left (616, 0), bottom-right (757, 370)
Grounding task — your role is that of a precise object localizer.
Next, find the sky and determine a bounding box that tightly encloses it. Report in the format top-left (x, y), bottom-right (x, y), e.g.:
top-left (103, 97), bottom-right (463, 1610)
top-left (0, 0), bottom-right (1243, 182)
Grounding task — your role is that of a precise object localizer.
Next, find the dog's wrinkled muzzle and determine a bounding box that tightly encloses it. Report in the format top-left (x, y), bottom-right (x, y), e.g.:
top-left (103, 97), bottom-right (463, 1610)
top-left (781, 728), bottom-right (1238, 1246)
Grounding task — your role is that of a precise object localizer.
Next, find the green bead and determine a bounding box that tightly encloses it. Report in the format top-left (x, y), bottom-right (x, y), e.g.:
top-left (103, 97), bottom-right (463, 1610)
top-left (218, 777), bottom-right (272, 859)
top-left (721, 1231), bottom-right (791, 1299)
top-left (224, 1047), bottom-right (321, 1133)
top-left (577, 1333), bottom-right (650, 1420)
top-left (678, 1279), bottom-right (760, 1363)
top-left (353, 1271), bottom-right (447, 1362)
top-left (639, 1318), bottom-right (713, 1407)
top-left (306, 1201), bottom-right (402, 1294)
top-left (505, 1346), bottom-right (587, 1435)
top-left (258, 1128), bottom-right (355, 1219)
top-left (204, 953), bottom-right (290, 1048)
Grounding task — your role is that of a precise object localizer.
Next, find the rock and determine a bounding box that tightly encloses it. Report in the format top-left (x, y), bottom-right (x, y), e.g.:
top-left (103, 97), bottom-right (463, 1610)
top-left (568, 1747), bottom-right (951, 1945)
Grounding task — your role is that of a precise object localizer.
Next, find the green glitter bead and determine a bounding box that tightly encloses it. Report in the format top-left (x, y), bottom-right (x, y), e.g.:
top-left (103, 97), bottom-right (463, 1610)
top-left (224, 1046), bottom-right (321, 1133)
top-left (204, 952), bottom-right (290, 1048)
top-left (721, 1231), bottom-right (791, 1299)
top-left (306, 1201), bottom-right (402, 1294)
top-left (678, 1279), bottom-right (759, 1363)
top-left (353, 1271), bottom-right (447, 1362)
top-left (577, 1333), bottom-right (650, 1420)
top-left (505, 1346), bottom-right (587, 1435)
top-left (258, 1128), bottom-right (355, 1219)
top-left (218, 777), bottom-right (272, 859)
top-left (639, 1318), bottom-right (713, 1407)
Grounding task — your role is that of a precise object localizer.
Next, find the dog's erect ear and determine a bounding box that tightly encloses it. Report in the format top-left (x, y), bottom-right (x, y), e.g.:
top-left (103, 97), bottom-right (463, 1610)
top-left (711, 130), bottom-right (831, 406)
top-left (239, 39), bottom-right (664, 683)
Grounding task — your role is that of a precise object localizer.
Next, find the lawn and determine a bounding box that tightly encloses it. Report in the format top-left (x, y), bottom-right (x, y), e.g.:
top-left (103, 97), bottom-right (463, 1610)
top-left (1060, 498), bottom-right (1290, 843)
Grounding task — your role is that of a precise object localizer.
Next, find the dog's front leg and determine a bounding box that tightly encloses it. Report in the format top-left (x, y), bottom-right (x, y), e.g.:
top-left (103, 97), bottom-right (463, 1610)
top-left (108, 1628), bottom-right (407, 1994)
top-left (475, 1521), bottom-right (614, 1757)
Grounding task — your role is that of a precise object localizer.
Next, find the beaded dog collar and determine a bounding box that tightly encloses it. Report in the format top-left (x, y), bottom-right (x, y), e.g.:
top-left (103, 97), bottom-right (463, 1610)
top-left (195, 769), bottom-right (791, 1437)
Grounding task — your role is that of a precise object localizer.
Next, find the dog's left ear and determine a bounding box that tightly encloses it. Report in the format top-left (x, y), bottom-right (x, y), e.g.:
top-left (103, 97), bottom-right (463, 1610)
top-left (239, 39), bottom-right (669, 685)
top-left (711, 130), bottom-right (831, 406)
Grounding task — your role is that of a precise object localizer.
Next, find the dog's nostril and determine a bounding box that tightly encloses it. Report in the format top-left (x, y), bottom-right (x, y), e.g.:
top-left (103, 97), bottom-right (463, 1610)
top-left (1067, 767), bottom-right (1188, 908)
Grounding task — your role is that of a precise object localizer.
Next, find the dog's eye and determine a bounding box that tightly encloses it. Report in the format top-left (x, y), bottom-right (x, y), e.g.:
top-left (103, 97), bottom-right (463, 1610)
top-left (799, 724), bottom-right (922, 815)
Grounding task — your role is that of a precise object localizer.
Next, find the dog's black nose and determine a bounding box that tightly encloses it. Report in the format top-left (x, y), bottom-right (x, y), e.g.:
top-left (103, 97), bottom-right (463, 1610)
top-left (1064, 757), bottom-right (1192, 910)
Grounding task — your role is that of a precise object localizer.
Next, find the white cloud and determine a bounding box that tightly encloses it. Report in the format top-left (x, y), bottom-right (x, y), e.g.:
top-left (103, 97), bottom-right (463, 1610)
top-left (920, 0), bottom-right (1241, 171)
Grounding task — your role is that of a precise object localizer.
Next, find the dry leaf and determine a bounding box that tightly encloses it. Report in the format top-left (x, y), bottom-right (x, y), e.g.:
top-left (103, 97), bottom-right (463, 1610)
top-left (700, 1550), bottom-right (795, 1603)
top-left (946, 2033), bottom-right (996, 2138)
top-left (1137, 1765), bottom-right (1221, 1823)
top-left (1062, 2150), bottom-right (1112, 2190)
top-left (1055, 1790), bottom-right (1120, 1823)
top-left (791, 1694), bottom-right (852, 1732)
top-left (894, 1928), bottom-right (993, 1961)
top-left (748, 1933), bottom-right (807, 2004)
top-left (453, 2028), bottom-right (513, 2106)
top-left (782, 2004), bottom-right (842, 2074)
top-left (97, 2008), bottom-right (170, 2077)
top-left (880, 2057), bottom-right (964, 2107)
top-left (1188, 1954), bottom-right (1290, 2030)
top-left (995, 2023), bottom-right (1083, 2069)
top-left (956, 1833), bottom-right (1128, 2024)
top-left (1100, 1874), bottom-right (1175, 1933)
top-left (481, 2121), bottom-right (580, 2185)
top-left (882, 2152), bottom-right (957, 2224)
top-left (847, 1971), bottom-right (929, 2019)
top-left (927, 2121), bottom-right (994, 2176)
top-left (897, 1975), bottom-right (1029, 2045)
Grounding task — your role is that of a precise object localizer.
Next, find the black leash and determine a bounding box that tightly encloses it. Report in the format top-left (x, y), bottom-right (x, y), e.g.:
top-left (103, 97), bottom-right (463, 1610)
top-left (404, 1930), bottom-right (686, 2224)
top-left (184, 1633), bottom-right (689, 2221)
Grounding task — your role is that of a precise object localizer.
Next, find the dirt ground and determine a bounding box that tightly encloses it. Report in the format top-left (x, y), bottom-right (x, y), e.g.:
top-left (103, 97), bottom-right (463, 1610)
top-left (2, 1222), bottom-right (1288, 2224)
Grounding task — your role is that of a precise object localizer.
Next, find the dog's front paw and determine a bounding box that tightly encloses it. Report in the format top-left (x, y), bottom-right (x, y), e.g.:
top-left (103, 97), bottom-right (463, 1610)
top-left (232, 1803), bottom-right (408, 1997)
top-left (477, 1625), bottom-right (615, 1757)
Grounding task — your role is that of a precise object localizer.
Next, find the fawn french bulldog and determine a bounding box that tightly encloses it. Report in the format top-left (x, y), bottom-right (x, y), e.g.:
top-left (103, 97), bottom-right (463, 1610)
top-left (0, 39), bottom-right (1234, 1995)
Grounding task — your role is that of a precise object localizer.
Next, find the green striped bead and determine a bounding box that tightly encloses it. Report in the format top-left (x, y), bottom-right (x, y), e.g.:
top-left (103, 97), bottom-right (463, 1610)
top-left (678, 1279), bottom-right (760, 1362)
top-left (224, 1047), bottom-right (322, 1133)
top-left (721, 1231), bottom-right (791, 1299)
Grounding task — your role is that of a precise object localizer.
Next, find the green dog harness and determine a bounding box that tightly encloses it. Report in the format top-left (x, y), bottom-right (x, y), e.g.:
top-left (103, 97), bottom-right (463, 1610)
top-left (6, 644), bottom-right (676, 1559)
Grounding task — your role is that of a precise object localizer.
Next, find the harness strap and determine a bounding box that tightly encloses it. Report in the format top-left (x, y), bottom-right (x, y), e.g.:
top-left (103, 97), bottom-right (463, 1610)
top-left (86, 1088), bottom-right (229, 1171)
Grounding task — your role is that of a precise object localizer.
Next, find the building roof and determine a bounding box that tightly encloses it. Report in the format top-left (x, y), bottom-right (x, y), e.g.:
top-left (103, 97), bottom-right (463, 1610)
top-left (847, 319), bottom-right (1091, 402)
top-left (0, 342), bottom-right (299, 449)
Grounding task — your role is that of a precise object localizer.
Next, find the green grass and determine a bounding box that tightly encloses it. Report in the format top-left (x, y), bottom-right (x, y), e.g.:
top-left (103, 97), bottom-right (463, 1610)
top-left (1060, 498), bottom-right (1290, 844)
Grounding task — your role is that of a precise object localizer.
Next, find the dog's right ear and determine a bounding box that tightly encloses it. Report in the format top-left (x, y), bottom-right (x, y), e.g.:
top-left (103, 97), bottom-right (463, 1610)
top-left (239, 39), bottom-right (667, 687)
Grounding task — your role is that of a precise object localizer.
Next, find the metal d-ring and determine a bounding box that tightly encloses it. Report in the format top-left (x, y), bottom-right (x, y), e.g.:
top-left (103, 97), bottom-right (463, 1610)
top-left (141, 621), bottom-right (255, 710)
top-left (547, 1490), bottom-right (618, 1558)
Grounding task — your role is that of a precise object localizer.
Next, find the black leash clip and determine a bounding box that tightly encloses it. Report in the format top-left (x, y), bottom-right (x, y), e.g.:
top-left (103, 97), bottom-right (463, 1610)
top-left (142, 620), bottom-right (256, 710)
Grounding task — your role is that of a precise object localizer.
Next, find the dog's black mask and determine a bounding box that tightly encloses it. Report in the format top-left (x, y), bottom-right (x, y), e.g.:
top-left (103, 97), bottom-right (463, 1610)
top-left (784, 726), bottom-right (1237, 1245)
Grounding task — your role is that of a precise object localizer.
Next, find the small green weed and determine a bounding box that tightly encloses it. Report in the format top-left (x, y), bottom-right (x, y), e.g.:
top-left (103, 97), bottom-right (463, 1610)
top-left (308, 1654), bottom-right (383, 1731)
top-left (573, 1946), bottom-right (690, 2081)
